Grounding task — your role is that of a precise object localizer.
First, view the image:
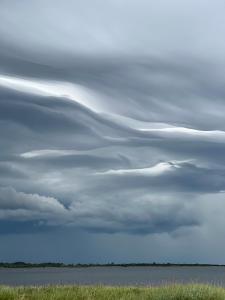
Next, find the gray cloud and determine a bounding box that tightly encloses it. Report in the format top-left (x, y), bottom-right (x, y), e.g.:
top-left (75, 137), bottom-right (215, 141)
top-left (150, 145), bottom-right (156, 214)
top-left (0, 187), bottom-right (63, 212)
top-left (1, 0), bottom-right (225, 262)
top-left (0, 187), bottom-right (201, 235)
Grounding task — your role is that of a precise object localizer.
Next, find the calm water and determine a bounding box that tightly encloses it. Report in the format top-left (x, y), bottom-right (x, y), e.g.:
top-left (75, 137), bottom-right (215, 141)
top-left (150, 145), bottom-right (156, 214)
top-left (0, 267), bottom-right (225, 286)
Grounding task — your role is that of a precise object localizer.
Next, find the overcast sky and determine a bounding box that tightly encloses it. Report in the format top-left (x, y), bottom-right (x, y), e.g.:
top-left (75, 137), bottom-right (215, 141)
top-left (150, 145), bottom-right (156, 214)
top-left (1, 0), bottom-right (225, 263)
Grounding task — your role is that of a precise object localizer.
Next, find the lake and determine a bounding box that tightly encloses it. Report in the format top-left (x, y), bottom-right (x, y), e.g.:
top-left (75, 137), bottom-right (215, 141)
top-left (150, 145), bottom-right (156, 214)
top-left (0, 267), bottom-right (225, 286)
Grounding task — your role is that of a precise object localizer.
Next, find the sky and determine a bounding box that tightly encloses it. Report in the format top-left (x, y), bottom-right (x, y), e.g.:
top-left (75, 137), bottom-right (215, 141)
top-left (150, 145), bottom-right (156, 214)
top-left (1, 0), bottom-right (225, 263)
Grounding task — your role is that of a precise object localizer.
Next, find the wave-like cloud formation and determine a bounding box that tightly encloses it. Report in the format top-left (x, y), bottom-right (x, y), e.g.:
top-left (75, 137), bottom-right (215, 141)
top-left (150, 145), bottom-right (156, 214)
top-left (96, 161), bottom-right (188, 176)
top-left (0, 73), bottom-right (225, 237)
top-left (1, 55), bottom-right (225, 237)
top-left (2, 0), bottom-right (225, 263)
top-left (0, 74), bottom-right (99, 112)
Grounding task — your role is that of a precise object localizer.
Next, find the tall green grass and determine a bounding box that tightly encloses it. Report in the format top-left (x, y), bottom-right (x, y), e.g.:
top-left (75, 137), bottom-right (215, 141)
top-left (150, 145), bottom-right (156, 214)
top-left (0, 284), bottom-right (225, 300)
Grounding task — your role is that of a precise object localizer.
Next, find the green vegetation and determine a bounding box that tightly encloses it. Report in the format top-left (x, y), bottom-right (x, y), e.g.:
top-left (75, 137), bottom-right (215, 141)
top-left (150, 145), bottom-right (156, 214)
top-left (0, 284), bottom-right (225, 300)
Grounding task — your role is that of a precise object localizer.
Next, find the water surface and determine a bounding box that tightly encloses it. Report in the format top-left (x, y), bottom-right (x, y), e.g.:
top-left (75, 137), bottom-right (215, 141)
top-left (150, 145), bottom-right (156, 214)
top-left (0, 266), bottom-right (224, 286)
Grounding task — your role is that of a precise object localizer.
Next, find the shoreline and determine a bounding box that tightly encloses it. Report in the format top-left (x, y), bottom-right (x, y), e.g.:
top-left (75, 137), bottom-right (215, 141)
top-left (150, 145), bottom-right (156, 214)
top-left (0, 262), bottom-right (225, 268)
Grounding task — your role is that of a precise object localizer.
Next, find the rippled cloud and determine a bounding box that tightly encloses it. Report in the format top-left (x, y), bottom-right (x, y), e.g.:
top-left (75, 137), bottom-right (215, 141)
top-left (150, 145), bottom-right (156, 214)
top-left (1, 0), bottom-right (225, 262)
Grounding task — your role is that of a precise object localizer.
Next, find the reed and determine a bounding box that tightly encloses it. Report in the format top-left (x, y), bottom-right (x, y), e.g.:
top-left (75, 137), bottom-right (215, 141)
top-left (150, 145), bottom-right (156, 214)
top-left (0, 284), bottom-right (225, 300)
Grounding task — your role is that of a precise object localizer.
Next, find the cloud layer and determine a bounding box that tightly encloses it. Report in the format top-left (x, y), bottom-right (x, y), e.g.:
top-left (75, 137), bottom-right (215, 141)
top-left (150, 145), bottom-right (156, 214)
top-left (1, 0), bottom-right (225, 262)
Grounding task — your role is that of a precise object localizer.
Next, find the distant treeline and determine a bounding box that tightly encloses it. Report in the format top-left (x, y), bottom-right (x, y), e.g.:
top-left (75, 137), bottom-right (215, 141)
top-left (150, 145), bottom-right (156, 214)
top-left (0, 262), bottom-right (224, 268)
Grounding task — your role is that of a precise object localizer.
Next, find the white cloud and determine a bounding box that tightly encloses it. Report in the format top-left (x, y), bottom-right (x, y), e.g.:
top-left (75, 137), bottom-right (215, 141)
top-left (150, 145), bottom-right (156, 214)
top-left (97, 160), bottom-right (192, 176)
top-left (21, 149), bottom-right (78, 158)
top-left (0, 74), bottom-right (98, 112)
top-left (139, 127), bottom-right (225, 142)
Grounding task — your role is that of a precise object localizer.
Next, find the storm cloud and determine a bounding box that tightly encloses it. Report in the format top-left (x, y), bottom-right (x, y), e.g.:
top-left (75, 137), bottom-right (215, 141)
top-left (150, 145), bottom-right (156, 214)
top-left (0, 0), bottom-right (225, 263)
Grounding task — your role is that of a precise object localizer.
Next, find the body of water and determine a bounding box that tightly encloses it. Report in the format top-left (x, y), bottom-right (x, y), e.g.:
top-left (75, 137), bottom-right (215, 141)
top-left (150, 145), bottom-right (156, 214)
top-left (0, 266), bottom-right (225, 286)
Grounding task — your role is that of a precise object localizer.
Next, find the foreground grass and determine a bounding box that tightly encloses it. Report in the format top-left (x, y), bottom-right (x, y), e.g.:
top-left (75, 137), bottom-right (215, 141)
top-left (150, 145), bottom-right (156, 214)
top-left (0, 284), bottom-right (225, 300)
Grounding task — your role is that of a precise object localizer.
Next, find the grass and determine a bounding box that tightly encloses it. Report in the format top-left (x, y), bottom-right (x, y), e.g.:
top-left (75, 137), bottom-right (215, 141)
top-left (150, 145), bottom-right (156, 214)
top-left (0, 284), bottom-right (225, 300)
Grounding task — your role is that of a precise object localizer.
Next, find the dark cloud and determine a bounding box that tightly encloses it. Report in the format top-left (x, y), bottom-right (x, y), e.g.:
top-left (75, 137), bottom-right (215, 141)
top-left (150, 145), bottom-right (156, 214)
top-left (1, 0), bottom-right (225, 262)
